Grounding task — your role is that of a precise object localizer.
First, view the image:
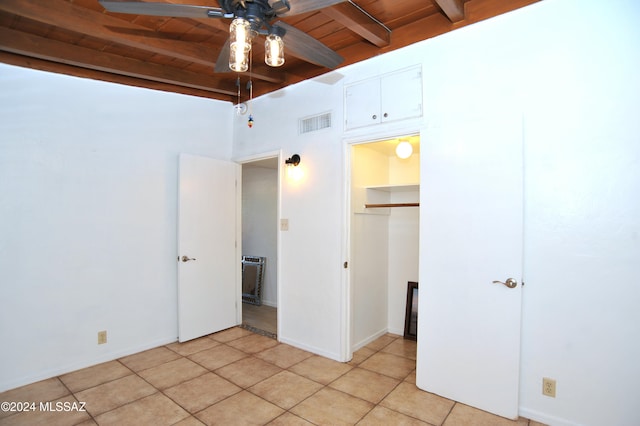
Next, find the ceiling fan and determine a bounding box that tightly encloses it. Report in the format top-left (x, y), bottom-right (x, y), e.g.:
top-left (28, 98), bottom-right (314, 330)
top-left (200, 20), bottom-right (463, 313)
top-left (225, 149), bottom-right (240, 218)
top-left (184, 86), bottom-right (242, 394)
top-left (99, 0), bottom-right (346, 72)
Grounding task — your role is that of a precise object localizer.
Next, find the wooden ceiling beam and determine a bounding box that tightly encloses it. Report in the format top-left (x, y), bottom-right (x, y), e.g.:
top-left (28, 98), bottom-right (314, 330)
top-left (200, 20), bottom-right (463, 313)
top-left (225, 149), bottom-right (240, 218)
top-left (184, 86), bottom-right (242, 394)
top-left (322, 1), bottom-right (391, 47)
top-left (0, 0), bottom-right (541, 100)
top-left (464, 0), bottom-right (537, 23)
top-left (0, 0), bottom-right (215, 67)
top-left (333, 0), bottom-right (539, 67)
top-left (0, 26), bottom-right (237, 96)
top-left (0, 51), bottom-right (233, 101)
top-left (433, 0), bottom-right (466, 23)
top-left (0, 0), bottom-right (285, 84)
top-left (333, 13), bottom-right (451, 67)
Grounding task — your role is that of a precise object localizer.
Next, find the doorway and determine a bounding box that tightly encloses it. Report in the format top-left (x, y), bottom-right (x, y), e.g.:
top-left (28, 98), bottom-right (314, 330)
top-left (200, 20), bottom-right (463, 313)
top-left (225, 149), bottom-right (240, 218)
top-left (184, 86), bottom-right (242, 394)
top-left (241, 156), bottom-right (279, 337)
top-left (348, 135), bottom-right (420, 352)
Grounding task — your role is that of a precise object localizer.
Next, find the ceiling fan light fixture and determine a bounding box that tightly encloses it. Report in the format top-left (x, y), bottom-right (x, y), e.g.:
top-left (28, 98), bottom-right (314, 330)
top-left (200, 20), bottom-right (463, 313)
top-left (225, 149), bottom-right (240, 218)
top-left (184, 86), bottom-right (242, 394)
top-left (265, 33), bottom-right (284, 67)
top-left (229, 17), bottom-right (252, 72)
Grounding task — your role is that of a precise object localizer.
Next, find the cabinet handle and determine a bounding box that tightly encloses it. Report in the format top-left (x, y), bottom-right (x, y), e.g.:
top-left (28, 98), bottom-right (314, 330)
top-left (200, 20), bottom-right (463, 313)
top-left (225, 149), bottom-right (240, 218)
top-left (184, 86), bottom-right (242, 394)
top-left (383, 112), bottom-right (388, 118)
top-left (372, 114), bottom-right (377, 120)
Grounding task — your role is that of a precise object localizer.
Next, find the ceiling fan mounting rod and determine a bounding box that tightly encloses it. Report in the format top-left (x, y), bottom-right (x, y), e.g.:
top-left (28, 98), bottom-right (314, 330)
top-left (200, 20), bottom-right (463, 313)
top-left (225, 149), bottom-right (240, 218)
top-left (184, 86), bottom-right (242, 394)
top-left (207, 10), bottom-right (234, 18)
top-left (223, 0), bottom-right (289, 34)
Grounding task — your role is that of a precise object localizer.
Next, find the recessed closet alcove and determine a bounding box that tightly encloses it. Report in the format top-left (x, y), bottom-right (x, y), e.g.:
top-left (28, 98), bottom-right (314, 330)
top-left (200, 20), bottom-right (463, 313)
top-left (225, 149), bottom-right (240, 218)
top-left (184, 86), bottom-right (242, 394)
top-left (350, 135), bottom-right (420, 350)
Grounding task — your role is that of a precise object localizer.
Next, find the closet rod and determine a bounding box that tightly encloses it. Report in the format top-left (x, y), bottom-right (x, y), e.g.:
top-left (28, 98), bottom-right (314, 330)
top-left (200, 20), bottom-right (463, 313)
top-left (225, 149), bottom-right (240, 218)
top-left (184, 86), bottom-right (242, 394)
top-left (365, 203), bottom-right (420, 208)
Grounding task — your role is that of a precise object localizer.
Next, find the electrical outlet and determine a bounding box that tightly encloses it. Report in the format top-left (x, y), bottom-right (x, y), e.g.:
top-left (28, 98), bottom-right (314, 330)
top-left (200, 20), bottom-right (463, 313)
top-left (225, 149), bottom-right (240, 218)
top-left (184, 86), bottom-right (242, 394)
top-left (97, 330), bottom-right (107, 345)
top-left (542, 377), bottom-right (556, 397)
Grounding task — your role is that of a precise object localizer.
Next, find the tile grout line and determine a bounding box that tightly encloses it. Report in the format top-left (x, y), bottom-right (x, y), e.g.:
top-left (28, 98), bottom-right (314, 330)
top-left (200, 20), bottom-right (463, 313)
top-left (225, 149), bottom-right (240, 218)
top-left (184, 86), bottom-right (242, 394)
top-left (175, 331), bottom-right (416, 425)
top-left (1, 329), bottom-right (437, 426)
top-left (349, 335), bottom-right (424, 426)
top-left (255, 333), bottom-right (420, 425)
top-left (64, 359), bottom-right (141, 424)
top-left (92, 337), bottom-right (247, 424)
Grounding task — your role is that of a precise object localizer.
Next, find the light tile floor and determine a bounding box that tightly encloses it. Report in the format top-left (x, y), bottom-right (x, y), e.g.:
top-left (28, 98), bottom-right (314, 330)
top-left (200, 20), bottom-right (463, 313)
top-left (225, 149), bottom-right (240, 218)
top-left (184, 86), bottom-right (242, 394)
top-left (0, 328), bottom-right (546, 426)
top-left (242, 303), bottom-right (277, 337)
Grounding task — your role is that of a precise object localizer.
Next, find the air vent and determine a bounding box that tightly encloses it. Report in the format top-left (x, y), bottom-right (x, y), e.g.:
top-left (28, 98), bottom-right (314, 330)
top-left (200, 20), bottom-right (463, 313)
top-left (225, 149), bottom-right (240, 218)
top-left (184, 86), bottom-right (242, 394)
top-left (299, 112), bottom-right (332, 134)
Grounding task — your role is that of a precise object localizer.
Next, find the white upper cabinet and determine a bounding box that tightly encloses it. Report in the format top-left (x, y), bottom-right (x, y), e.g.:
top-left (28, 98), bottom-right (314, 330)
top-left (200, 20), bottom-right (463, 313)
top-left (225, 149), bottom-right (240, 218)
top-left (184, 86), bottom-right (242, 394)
top-left (345, 65), bottom-right (423, 130)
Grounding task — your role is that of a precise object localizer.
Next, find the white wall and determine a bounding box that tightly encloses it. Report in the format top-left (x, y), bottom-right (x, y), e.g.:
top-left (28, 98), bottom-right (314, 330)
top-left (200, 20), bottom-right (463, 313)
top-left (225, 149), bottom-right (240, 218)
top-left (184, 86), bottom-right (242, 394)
top-left (413, 1), bottom-right (639, 424)
top-left (350, 145), bottom-right (390, 348)
top-left (0, 66), bottom-right (233, 391)
top-left (387, 190), bottom-right (419, 335)
top-left (232, 79), bottom-right (347, 359)
top-left (387, 155), bottom-right (419, 335)
top-left (241, 165), bottom-right (278, 306)
top-left (233, 0), bottom-right (640, 425)
top-left (512, 2), bottom-right (640, 424)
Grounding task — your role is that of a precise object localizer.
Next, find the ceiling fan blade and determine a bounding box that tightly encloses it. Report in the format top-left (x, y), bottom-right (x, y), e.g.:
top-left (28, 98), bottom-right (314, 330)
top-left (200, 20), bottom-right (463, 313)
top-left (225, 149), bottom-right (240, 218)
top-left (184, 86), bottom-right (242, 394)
top-left (214, 39), bottom-right (231, 73)
top-left (274, 21), bottom-right (343, 69)
top-left (279, 0), bottom-right (347, 16)
top-left (98, 1), bottom-right (229, 18)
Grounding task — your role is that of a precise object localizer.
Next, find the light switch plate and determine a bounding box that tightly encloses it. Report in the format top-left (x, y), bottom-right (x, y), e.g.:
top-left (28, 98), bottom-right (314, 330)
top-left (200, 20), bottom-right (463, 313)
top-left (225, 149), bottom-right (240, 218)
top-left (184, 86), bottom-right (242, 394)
top-left (280, 218), bottom-right (289, 231)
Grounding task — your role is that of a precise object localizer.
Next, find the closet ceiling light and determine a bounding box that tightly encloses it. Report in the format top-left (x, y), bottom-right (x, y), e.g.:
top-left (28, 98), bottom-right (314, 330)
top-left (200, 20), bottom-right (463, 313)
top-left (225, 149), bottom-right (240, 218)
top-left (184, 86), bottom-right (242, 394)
top-left (395, 141), bottom-right (413, 159)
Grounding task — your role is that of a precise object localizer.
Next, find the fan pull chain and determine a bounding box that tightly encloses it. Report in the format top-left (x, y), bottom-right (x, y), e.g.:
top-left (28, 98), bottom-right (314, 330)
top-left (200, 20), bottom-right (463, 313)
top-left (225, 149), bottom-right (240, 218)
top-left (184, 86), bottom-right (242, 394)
top-left (248, 48), bottom-right (254, 128)
top-left (235, 76), bottom-right (241, 115)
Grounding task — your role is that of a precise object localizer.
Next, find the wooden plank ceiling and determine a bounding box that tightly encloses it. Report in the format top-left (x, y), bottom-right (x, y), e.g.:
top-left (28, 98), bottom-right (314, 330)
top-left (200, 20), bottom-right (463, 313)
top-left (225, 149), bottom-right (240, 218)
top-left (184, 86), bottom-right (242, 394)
top-left (0, 0), bottom-right (539, 102)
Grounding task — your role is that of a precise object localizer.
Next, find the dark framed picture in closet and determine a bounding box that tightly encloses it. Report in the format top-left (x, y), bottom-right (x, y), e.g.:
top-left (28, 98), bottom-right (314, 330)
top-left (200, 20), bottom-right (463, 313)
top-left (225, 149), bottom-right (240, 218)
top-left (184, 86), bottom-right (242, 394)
top-left (404, 281), bottom-right (418, 340)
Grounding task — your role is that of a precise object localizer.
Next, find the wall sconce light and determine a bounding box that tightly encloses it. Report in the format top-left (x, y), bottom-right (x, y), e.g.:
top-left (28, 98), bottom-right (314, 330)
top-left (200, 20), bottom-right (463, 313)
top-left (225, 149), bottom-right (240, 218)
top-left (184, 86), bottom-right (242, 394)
top-left (395, 140), bottom-right (413, 159)
top-left (285, 154), bottom-right (303, 181)
top-left (285, 154), bottom-right (301, 166)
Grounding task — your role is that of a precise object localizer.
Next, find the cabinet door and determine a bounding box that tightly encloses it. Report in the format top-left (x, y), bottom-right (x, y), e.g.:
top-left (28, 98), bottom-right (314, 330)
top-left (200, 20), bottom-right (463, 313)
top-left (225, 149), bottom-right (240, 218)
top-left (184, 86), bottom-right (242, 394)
top-left (344, 77), bottom-right (381, 130)
top-left (380, 66), bottom-right (422, 123)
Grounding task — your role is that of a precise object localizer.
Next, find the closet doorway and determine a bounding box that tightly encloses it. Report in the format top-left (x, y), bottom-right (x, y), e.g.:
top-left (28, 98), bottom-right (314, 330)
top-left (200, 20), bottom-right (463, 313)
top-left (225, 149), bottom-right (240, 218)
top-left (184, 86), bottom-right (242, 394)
top-left (349, 135), bottom-right (420, 352)
top-left (241, 156), bottom-right (279, 337)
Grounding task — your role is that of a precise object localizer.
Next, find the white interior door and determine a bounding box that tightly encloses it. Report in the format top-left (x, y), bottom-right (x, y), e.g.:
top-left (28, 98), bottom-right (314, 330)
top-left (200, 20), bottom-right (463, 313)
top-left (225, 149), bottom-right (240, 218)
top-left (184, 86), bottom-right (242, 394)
top-left (417, 115), bottom-right (523, 419)
top-left (178, 153), bottom-right (239, 342)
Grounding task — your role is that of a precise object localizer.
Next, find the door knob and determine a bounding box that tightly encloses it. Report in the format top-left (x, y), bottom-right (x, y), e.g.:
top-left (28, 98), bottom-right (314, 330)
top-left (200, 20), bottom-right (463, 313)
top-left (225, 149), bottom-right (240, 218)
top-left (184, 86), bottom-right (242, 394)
top-left (493, 278), bottom-right (517, 288)
top-left (181, 255), bottom-right (196, 262)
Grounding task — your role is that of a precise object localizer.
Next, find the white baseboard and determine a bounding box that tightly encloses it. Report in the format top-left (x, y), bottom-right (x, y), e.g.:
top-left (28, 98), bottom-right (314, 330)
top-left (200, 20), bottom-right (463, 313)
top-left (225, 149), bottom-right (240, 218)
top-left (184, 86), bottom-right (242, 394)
top-left (519, 407), bottom-right (580, 426)
top-left (278, 336), bottom-right (342, 362)
top-left (260, 300), bottom-right (277, 308)
top-left (0, 336), bottom-right (177, 393)
top-left (387, 326), bottom-right (404, 336)
top-left (352, 328), bottom-right (389, 352)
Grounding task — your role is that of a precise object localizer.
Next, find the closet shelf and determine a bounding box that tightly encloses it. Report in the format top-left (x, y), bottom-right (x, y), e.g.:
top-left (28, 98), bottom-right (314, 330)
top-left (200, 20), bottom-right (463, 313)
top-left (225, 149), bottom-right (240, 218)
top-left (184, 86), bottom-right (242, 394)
top-left (365, 202), bottom-right (420, 208)
top-left (365, 184), bottom-right (419, 192)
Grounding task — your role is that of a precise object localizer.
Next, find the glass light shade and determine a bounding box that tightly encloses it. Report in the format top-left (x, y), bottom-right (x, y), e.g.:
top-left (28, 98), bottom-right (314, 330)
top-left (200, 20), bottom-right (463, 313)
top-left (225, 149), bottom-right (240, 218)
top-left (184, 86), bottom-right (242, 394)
top-left (395, 141), bottom-right (413, 159)
top-left (229, 18), bottom-right (252, 52)
top-left (229, 17), bottom-right (252, 72)
top-left (265, 34), bottom-right (284, 67)
top-left (229, 45), bottom-right (249, 72)
top-left (287, 164), bottom-right (304, 181)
